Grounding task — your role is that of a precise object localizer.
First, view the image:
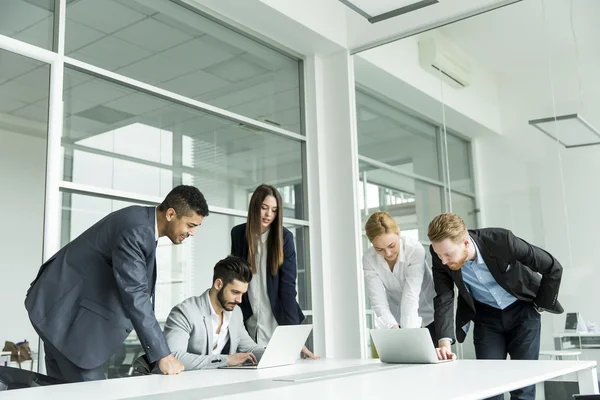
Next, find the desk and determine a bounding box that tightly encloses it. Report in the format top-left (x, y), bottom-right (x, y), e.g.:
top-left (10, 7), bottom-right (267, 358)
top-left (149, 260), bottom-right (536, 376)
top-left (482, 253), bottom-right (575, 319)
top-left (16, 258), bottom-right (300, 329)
top-left (555, 333), bottom-right (600, 350)
top-left (0, 359), bottom-right (596, 400)
top-left (555, 333), bottom-right (600, 379)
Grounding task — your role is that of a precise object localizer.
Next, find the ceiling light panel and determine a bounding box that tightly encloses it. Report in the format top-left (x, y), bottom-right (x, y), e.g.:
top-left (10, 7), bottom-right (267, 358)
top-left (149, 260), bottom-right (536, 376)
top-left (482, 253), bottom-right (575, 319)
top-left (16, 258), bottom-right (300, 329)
top-left (340, 0), bottom-right (439, 23)
top-left (529, 114), bottom-right (600, 148)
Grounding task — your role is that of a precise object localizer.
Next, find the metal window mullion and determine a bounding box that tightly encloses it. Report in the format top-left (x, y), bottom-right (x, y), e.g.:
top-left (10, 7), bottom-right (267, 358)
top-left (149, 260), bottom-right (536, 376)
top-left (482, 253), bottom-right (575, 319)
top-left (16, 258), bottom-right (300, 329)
top-left (63, 57), bottom-right (306, 143)
top-left (436, 126), bottom-right (450, 211)
top-left (358, 155), bottom-right (445, 187)
top-left (0, 33), bottom-right (57, 64)
top-left (38, 0), bottom-right (67, 374)
top-left (449, 188), bottom-right (477, 199)
top-left (58, 182), bottom-right (310, 226)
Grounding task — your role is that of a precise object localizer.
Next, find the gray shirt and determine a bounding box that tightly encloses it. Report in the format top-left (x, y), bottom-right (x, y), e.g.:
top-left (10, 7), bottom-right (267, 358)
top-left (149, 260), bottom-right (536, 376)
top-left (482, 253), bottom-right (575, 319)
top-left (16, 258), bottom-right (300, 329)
top-left (163, 289), bottom-right (263, 370)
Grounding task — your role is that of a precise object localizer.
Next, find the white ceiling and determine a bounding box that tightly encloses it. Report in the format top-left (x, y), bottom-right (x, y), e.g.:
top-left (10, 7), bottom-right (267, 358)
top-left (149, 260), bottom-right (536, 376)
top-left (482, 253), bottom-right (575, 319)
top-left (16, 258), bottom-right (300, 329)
top-left (439, 0), bottom-right (600, 76)
top-left (346, 0), bottom-right (521, 53)
top-left (437, 0), bottom-right (600, 139)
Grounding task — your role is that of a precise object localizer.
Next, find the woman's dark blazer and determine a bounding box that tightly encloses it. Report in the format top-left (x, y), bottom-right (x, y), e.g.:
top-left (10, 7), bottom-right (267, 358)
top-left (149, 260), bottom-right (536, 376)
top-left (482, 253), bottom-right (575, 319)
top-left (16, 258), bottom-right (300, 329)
top-left (230, 223), bottom-right (305, 326)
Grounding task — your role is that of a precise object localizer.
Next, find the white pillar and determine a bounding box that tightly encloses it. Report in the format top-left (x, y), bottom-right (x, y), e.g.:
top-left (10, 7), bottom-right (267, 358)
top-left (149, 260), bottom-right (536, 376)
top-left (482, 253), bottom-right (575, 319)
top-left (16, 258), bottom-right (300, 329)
top-left (305, 50), bottom-right (366, 359)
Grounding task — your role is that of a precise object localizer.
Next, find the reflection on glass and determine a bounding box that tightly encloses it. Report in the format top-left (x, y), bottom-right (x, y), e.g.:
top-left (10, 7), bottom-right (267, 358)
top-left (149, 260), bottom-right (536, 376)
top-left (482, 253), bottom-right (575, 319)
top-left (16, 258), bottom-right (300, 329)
top-left (62, 69), bottom-right (305, 218)
top-left (0, 50), bottom-right (50, 124)
top-left (0, 0), bottom-right (54, 50)
top-left (356, 90), bottom-right (440, 181)
top-left (0, 49), bottom-right (50, 371)
top-left (446, 133), bottom-right (475, 193)
top-left (65, 0), bottom-right (302, 133)
top-left (359, 161), bottom-right (442, 242)
top-left (451, 191), bottom-right (477, 229)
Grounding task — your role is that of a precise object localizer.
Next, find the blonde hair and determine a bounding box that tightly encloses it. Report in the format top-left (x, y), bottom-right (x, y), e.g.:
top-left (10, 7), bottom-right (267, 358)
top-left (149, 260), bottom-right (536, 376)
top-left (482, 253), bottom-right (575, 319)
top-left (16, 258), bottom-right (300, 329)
top-left (427, 213), bottom-right (468, 244)
top-left (365, 211), bottom-right (399, 242)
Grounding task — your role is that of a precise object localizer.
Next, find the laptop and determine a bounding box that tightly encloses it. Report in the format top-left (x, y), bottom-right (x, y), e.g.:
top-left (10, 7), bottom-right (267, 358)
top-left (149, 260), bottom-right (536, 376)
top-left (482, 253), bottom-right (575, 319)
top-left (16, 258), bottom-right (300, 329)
top-left (370, 328), bottom-right (453, 364)
top-left (220, 324), bottom-right (313, 369)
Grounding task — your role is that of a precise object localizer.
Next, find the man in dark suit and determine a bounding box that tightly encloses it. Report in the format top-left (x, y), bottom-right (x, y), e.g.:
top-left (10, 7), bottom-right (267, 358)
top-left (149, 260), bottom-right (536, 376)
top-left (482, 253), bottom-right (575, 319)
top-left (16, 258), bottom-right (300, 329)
top-left (25, 185), bottom-right (209, 382)
top-left (427, 213), bottom-right (563, 400)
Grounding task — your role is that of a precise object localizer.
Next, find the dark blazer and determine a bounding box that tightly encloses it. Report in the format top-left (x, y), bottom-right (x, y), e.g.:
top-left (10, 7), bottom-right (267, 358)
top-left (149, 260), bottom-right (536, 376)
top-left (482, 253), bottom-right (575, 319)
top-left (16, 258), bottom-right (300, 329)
top-left (25, 206), bottom-right (170, 369)
top-left (230, 223), bottom-right (304, 326)
top-left (431, 228), bottom-right (563, 343)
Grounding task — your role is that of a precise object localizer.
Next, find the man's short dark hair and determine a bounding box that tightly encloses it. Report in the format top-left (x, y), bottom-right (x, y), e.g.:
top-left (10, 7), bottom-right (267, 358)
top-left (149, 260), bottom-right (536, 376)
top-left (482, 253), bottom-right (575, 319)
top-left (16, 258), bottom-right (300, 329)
top-left (158, 185), bottom-right (209, 217)
top-left (213, 256), bottom-right (253, 286)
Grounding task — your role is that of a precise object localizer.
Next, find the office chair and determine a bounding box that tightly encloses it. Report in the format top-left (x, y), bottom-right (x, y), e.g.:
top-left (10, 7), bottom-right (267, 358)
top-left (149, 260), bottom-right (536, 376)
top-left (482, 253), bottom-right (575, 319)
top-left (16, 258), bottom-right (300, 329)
top-left (0, 366), bottom-right (65, 390)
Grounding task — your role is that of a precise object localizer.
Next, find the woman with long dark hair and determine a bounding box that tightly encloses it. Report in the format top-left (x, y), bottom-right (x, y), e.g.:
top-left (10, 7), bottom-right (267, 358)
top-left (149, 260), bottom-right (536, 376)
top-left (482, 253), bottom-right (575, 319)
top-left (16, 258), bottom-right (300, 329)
top-left (231, 184), bottom-right (317, 359)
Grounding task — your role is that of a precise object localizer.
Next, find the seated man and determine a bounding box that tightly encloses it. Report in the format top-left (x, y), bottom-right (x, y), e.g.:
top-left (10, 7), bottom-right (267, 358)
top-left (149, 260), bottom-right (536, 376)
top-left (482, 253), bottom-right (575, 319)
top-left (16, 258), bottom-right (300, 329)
top-left (163, 256), bottom-right (263, 370)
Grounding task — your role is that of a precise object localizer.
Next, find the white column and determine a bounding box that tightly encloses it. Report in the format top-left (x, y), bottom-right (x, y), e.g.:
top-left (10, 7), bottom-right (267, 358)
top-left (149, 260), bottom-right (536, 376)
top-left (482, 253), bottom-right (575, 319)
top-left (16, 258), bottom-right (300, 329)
top-left (37, 0), bottom-right (66, 374)
top-left (305, 50), bottom-right (366, 358)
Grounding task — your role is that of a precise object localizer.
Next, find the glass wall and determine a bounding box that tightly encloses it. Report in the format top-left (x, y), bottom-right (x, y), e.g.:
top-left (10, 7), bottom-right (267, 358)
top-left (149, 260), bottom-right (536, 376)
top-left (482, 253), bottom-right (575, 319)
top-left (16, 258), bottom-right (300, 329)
top-left (354, 4), bottom-right (600, 398)
top-left (0, 0), bottom-right (55, 50)
top-left (65, 0), bottom-right (302, 134)
top-left (355, 88), bottom-right (477, 356)
top-left (0, 48), bottom-right (50, 371)
top-left (0, 0), bottom-right (309, 378)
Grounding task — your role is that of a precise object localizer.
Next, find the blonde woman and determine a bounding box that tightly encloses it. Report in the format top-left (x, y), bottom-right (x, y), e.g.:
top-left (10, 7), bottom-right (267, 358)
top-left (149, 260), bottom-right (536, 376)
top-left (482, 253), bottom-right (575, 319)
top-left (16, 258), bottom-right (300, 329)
top-left (363, 211), bottom-right (436, 341)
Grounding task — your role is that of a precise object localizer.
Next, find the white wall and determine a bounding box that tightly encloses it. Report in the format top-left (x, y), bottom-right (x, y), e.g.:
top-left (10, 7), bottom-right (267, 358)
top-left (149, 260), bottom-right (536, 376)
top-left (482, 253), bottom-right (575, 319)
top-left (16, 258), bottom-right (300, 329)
top-left (355, 34), bottom-right (502, 139)
top-left (0, 129), bottom-right (46, 351)
top-left (473, 58), bottom-right (600, 352)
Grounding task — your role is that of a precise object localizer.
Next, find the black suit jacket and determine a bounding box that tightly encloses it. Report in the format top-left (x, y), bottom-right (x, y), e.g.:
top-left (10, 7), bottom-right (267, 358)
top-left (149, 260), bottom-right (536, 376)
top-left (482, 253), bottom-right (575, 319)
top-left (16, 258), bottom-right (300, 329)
top-left (431, 228), bottom-right (563, 343)
top-left (230, 223), bottom-right (304, 326)
top-left (25, 206), bottom-right (170, 369)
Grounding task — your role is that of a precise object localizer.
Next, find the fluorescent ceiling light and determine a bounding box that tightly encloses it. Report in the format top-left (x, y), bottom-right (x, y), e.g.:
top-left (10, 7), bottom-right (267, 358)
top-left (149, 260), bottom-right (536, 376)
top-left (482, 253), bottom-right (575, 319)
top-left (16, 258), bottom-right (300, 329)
top-left (340, 0), bottom-right (439, 23)
top-left (529, 114), bottom-right (600, 148)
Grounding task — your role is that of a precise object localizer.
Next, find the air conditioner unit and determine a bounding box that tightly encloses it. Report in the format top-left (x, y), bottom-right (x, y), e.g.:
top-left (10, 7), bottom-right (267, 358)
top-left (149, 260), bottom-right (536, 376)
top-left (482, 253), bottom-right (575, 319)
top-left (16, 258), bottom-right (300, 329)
top-left (418, 33), bottom-right (471, 89)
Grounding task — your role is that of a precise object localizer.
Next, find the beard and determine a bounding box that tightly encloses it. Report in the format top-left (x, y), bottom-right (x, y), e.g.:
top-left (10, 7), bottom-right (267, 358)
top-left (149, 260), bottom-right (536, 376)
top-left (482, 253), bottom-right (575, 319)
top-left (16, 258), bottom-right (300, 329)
top-left (217, 287), bottom-right (237, 311)
top-left (447, 247), bottom-right (469, 271)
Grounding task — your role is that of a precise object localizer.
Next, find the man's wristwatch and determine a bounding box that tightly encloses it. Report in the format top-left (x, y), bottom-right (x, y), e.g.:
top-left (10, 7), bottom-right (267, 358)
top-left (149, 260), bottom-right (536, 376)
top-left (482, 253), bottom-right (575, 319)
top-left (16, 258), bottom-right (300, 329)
top-left (533, 303), bottom-right (545, 313)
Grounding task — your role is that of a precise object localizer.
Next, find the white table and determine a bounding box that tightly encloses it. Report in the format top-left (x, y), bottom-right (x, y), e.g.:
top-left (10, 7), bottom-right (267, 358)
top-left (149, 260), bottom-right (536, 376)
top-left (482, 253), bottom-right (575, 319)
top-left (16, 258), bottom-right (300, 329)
top-left (0, 358), bottom-right (597, 400)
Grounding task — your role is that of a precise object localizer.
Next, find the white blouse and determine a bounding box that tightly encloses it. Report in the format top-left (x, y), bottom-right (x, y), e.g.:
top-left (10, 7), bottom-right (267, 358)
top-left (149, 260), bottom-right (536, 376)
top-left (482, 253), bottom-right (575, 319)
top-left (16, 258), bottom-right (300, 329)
top-left (207, 291), bottom-right (232, 355)
top-left (362, 235), bottom-right (435, 329)
top-left (245, 229), bottom-right (278, 346)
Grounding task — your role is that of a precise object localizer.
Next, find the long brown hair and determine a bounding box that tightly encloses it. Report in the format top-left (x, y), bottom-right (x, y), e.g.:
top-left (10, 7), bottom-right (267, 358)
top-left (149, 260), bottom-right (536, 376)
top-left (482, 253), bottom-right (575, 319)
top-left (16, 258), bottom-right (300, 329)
top-left (246, 184), bottom-right (284, 275)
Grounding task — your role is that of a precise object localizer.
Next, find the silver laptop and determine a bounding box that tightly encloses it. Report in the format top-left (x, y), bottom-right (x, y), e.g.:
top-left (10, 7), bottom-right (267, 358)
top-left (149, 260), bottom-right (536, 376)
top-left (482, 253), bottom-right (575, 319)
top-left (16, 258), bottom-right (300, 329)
top-left (370, 328), bottom-right (453, 364)
top-left (221, 324), bottom-right (313, 369)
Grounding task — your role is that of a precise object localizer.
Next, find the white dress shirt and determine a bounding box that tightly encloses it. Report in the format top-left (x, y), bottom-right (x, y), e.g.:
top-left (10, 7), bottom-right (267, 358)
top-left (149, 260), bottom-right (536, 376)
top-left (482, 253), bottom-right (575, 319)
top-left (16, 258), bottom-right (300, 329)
top-left (207, 291), bottom-right (232, 355)
top-left (363, 235), bottom-right (435, 329)
top-left (245, 229), bottom-right (278, 346)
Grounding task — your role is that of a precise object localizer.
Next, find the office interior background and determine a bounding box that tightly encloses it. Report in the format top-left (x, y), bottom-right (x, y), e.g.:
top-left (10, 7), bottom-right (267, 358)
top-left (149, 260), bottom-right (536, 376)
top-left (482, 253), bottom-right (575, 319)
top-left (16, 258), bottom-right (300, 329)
top-left (1, 0), bottom-right (598, 381)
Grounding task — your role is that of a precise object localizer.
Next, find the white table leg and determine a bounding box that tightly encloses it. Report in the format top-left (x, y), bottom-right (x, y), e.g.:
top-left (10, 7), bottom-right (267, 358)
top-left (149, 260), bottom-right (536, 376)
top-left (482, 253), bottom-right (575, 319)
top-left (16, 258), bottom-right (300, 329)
top-left (577, 367), bottom-right (599, 394)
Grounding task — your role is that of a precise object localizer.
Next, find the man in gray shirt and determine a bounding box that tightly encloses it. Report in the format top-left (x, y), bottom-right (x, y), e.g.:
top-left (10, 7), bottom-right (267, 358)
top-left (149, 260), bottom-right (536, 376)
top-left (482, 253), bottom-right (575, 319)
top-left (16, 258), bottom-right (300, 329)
top-left (163, 256), bottom-right (263, 369)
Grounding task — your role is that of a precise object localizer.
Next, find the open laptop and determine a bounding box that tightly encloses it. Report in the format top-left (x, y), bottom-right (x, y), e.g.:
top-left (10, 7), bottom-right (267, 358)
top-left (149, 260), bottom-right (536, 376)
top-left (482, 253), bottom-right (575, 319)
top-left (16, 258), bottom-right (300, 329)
top-left (220, 324), bottom-right (313, 369)
top-left (370, 328), bottom-right (453, 364)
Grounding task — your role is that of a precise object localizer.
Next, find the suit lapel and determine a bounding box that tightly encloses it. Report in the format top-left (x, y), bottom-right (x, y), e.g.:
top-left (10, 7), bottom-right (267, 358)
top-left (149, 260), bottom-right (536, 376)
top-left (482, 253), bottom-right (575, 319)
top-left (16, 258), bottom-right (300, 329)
top-left (203, 315), bottom-right (214, 355)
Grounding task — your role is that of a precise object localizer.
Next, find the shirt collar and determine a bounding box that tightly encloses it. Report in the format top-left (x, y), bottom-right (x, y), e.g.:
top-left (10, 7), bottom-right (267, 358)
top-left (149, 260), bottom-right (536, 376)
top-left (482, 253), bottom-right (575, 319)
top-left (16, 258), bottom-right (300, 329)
top-left (469, 236), bottom-right (484, 265)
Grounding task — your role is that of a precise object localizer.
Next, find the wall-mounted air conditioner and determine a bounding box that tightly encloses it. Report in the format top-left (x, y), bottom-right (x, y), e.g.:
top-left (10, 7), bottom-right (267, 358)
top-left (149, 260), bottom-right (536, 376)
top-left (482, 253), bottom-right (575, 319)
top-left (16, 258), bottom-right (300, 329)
top-left (418, 32), bottom-right (471, 89)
